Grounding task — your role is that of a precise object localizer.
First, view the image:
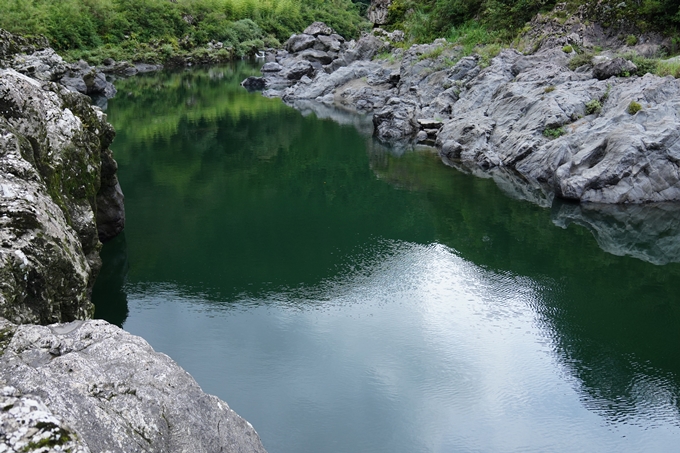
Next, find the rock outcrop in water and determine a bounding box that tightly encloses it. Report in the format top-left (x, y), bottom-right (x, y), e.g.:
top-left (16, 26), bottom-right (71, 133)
top-left (251, 22), bottom-right (680, 205)
top-left (0, 67), bottom-right (126, 324)
top-left (0, 317), bottom-right (267, 453)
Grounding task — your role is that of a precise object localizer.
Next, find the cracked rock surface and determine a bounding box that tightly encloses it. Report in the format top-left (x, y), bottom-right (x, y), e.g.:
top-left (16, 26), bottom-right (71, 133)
top-left (0, 68), bottom-right (125, 324)
top-left (0, 318), bottom-right (267, 453)
top-left (253, 22), bottom-right (680, 204)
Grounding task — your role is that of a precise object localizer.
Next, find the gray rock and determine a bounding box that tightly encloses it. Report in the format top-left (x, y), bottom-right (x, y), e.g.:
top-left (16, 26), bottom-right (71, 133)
top-left (10, 48), bottom-right (66, 81)
top-left (303, 22), bottom-right (335, 36)
top-left (0, 318), bottom-right (268, 453)
top-left (83, 69), bottom-right (116, 97)
top-left (0, 385), bottom-right (90, 453)
top-left (60, 74), bottom-right (88, 94)
top-left (134, 63), bottom-right (163, 74)
top-left (261, 62), bottom-right (283, 72)
top-left (593, 57), bottom-right (637, 79)
top-left (298, 49), bottom-right (333, 65)
top-left (373, 97), bottom-right (419, 140)
top-left (286, 34), bottom-right (316, 53)
top-left (285, 60), bottom-right (316, 80)
top-left (253, 21), bottom-right (680, 204)
top-left (315, 35), bottom-right (342, 53)
top-left (417, 118), bottom-right (443, 129)
top-left (100, 61), bottom-right (139, 77)
top-left (0, 68), bottom-right (124, 324)
top-left (342, 34), bottom-right (389, 65)
top-left (0, 29), bottom-right (49, 61)
top-left (367, 0), bottom-right (392, 25)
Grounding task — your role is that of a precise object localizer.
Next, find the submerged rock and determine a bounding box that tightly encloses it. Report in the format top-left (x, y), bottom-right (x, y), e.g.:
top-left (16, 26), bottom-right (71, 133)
top-left (0, 317), bottom-right (267, 453)
top-left (242, 76), bottom-right (267, 91)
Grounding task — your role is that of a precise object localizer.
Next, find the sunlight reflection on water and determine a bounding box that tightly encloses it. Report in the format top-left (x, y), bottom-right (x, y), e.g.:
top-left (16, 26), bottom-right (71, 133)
top-left (123, 240), bottom-right (680, 453)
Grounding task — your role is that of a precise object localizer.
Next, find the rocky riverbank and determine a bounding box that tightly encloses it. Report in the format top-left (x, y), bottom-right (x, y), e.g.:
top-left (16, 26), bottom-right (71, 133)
top-left (248, 21), bottom-right (680, 205)
top-left (1, 28), bottom-right (266, 452)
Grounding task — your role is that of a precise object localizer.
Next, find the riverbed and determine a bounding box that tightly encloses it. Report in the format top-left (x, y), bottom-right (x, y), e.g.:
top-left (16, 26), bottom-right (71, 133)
top-left (93, 62), bottom-right (680, 453)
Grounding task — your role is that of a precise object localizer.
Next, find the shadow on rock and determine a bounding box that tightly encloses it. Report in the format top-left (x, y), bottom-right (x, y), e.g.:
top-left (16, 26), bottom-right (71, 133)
top-left (92, 233), bottom-right (129, 327)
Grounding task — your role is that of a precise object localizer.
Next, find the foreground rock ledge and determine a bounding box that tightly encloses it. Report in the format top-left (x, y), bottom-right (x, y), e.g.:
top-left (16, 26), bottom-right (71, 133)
top-left (0, 317), bottom-right (267, 453)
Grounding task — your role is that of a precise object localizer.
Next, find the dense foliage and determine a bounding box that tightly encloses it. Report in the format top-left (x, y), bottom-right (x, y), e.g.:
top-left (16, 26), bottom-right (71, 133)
top-left (0, 0), bottom-right (369, 59)
top-left (386, 0), bottom-right (680, 44)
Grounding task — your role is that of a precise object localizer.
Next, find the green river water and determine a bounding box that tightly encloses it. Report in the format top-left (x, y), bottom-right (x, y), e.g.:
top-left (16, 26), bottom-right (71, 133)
top-left (93, 62), bottom-right (680, 453)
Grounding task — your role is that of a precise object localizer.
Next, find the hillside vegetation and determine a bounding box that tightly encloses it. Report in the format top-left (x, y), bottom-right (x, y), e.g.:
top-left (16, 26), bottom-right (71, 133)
top-left (0, 0), bottom-right (369, 62)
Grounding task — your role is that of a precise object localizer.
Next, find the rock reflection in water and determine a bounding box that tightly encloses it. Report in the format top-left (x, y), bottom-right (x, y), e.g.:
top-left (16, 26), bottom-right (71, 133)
top-left (553, 200), bottom-right (680, 265)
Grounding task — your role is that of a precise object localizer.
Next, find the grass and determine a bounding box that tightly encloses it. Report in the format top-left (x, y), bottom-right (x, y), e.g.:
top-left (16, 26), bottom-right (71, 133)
top-left (448, 21), bottom-right (503, 55)
top-left (656, 59), bottom-right (680, 77)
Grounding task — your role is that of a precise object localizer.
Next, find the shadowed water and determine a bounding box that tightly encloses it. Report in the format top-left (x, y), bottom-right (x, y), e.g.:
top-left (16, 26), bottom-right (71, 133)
top-left (93, 62), bottom-right (680, 453)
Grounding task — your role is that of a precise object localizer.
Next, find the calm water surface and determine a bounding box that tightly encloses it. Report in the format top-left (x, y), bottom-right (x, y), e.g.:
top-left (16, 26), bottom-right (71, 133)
top-left (94, 62), bottom-right (680, 452)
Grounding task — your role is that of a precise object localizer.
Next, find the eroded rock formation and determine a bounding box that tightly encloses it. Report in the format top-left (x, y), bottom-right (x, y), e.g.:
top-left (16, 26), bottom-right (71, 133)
top-left (251, 23), bottom-right (680, 205)
top-left (367, 0), bottom-right (393, 26)
top-left (0, 317), bottom-right (267, 453)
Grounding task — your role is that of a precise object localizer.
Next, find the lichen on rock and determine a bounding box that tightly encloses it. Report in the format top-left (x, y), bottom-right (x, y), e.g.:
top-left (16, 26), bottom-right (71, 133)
top-left (0, 66), bottom-right (124, 324)
top-left (0, 317), bottom-right (267, 452)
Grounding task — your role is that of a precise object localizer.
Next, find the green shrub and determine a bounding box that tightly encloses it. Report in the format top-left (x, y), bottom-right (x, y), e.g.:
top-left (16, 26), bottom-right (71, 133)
top-left (568, 52), bottom-right (594, 70)
top-left (562, 45), bottom-right (573, 53)
top-left (625, 34), bottom-right (638, 46)
top-left (627, 101), bottom-right (642, 114)
top-left (621, 52), bottom-right (658, 75)
top-left (585, 99), bottom-right (602, 115)
top-left (0, 0), bottom-right (368, 57)
top-left (543, 126), bottom-right (565, 139)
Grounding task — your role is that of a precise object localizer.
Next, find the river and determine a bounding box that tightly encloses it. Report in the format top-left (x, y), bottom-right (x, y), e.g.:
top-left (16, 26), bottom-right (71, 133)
top-left (93, 62), bottom-right (680, 453)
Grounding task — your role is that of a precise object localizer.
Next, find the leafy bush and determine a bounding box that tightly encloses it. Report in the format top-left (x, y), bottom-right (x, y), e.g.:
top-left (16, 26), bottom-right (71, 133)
top-left (568, 52), bottom-right (594, 70)
top-left (585, 99), bottom-right (602, 115)
top-left (0, 0), bottom-right (368, 55)
top-left (562, 45), bottom-right (573, 53)
top-left (621, 52), bottom-right (658, 75)
top-left (627, 101), bottom-right (642, 114)
top-left (543, 126), bottom-right (565, 139)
